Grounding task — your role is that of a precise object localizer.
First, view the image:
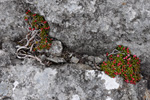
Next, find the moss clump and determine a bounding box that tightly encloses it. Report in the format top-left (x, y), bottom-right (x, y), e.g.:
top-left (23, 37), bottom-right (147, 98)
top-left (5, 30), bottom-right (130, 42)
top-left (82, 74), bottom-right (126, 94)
top-left (100, 45), bottom-right (141, 84)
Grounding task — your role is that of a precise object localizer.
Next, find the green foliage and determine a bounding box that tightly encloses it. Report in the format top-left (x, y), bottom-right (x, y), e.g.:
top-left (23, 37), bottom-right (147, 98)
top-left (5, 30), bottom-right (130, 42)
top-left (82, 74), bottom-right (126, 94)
top-left (100, 45), bottom-right (141, 85)
top-left (24, 10), bottom-right (52, 51)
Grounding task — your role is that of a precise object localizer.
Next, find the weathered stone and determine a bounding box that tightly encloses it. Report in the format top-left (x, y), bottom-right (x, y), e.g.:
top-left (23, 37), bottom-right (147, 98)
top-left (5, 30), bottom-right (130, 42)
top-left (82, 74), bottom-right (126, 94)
top-left (82, 55), bottom-right (88, 58)
top-left (144, 89), bottom-right (150, 100)
top-left (70, 56), bottom-right (79, 64)
top-left (46, 56), bottom-right (66, 63)
top-left (49, 40), bottom-right (63, 56)
top-left (88, 61), bottom-right (92, 65)
top-left (0, 0), bottom-right (150, 99)
top-left (94, 57), bottom-right (103, 64)
top-left (2, 41), bottom-right (16, 54)
top-left (0, 82), bottom-right (12, 99)
top-left (141, 57), bottom-right (150, 76)
top-left (87, 56), bottom-right (95, 62)
top-left (1, 0), bottom-right (150, 57)
top-left (24, 0), bottom-right (150, 57)
top-left (74, 64), bottom-right (92, 70)
top-left (0, 0), bottom-right (34, 43)
top-left (0, 62), bottom-right (147, 100)
top-left (0, 0), bottom-right (150, 78)
top-left (40, 54), bottom-right (46, 61)
top-left (0, 50), bottom-right (11, 67)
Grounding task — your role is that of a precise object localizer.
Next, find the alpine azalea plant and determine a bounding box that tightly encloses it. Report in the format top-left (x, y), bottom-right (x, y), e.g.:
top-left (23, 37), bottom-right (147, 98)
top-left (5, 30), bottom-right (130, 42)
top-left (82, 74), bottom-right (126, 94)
top-left (24, 10), bottom-right (52, 51)
top-left (16, 10), bottom-right (53, 65)
top-left (100, 45), bottom-right (141, 85)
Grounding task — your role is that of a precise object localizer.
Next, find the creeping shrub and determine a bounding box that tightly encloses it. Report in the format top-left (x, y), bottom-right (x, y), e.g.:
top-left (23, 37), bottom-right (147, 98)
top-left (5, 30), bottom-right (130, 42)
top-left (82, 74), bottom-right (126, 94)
top-left (100, 45), bottom-right (141, 84)
top-left (23, 10), bottom-right (52, 51)
top-left (16, 10), bottom-right (53, 65)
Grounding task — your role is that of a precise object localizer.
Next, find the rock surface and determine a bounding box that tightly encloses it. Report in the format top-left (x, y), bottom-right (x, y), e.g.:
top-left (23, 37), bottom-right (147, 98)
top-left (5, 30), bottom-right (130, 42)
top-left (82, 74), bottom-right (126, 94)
top-left (33, 0), bottom-right (150, 57)
top-left (1, 0), bottom-right (150, 56)
top-left (0, 0), bottom-right (150, 73)
top-left (70, 56), bottom-right (79, 63)
top-left (0, 50), bottom-right (11, 67)
top-left (0, 60), bottom-right (148, 100)
top-left (48, 40), bottom-right (63, 56)
top-left (46, 56), bottom-right (66, 63)
top-left (94, 57), bottom-right (103, 64)
top-left (0, 0), bottom-right (150, 100)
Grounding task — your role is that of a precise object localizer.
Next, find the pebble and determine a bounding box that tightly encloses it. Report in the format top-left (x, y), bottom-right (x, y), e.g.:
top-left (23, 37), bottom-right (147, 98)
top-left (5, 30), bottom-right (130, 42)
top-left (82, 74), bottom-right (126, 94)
top-left (46, 56), bottom-right (66, 63)
top-left (94, 57), bottom-right (103, 64)
top-left (71, 57), bottom-right (79, 63)
top-left (49, 41), bottom-right (63, 56)
top-left (88, 56), bottom-right (95, 62)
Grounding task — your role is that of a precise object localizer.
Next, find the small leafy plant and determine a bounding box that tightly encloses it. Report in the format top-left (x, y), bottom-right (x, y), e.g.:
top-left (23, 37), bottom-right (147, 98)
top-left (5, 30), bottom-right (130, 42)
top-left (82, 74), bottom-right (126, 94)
top-left (100, 45), bottom-right (141, 84)
top-left (16, 10), bottom-right (53, 65)
top-left (19, 10), bottom-right (52, 51)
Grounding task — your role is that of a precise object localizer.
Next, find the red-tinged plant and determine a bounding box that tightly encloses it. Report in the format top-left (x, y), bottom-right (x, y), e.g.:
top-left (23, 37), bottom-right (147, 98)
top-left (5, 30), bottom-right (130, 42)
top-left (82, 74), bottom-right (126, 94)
top-left (22, 10), bottom-right (53, 51)
top-left (100, 45), bottom-right (141, 84)
top-left (16, 10), bottom-right (53, 65)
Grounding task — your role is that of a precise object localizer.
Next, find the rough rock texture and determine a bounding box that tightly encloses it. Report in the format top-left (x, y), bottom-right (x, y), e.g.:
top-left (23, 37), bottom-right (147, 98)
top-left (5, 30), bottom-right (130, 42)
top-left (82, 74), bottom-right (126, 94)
top-left (0, 60), bottom-right (148, 100)
top-left (94, 57), bottom-right (103, 64)
top-left (46, 56), bottom-right (66, 63)
top-left (0, 0), bottom-right (150, 99)
top-left (32, 0), bottom-right (150, 56)
top-left (1, 0), bottom-right (150, 55)
top-left (48, 40), bottom-right (63, 56)
top-left (0, 50), bottom-right (11, 67)
top-left (70, 56), bottom-right (79, 63)
top-left (0, 0), bottom-right (150, 72)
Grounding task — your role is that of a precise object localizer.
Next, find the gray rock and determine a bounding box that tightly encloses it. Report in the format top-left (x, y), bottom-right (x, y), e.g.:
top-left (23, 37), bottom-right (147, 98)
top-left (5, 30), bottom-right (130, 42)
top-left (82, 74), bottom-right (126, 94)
top-left (88, 61), bottom-right (92, 65)
top-left (0, 0), bottom-right (34, 42)
top-left (49, 40), bottom-right (63, 56)
top-left (144, 90), bottom-right (150, 100)
top-left (69, 53), bottom-right (73, 58)
top-left (127, 84), bottom-right (138, 100)
top-left (135, 79), bottom-right (148, 100)
top-left (0, 82), bottom-right (12, 99)
top-left (0, 50), bottom-right (11, 67)
top-left (37, 49), bottom-right (45, 53)
top-left (0, 0), bottom-right (150, 79)
top-left (22, 0), bottom-right (149, 57)
top-left (0, 0), bottom-right (150, 99)
top-left (0, 62), bottom-right (147, 100)
top-left (87, 56), bottom-right (95, 62)
top-left (46, 56), bottom-right (66, 63)
top-left (141, 57), bottom-right (150, 76)
top-left (74, 64), bottom-right (92, 70)
top-left (94, 57), bottom-right (103, 64)
top-left (70, 56), bottom-right (79, 64)
top-left (40, 55), bottom-right (46, 61)
top-left (82, 55), bottom-right (88, 58)
top-left (2, 40), bottom-right (16, 54)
